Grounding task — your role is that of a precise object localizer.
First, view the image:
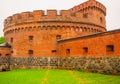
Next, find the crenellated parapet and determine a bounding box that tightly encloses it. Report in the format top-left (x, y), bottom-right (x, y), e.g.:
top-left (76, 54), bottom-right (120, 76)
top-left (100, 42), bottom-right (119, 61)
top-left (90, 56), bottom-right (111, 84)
top-left (70, 0), bottom-right (106, 15)
top-left (4, 8), bottom-right (106, 31)
top-left (4, 0), bottom-right (106, 33)
top-left (4, 0), bottom-right (106, 39)
top-left (4, 10), bottom-right (73, 28)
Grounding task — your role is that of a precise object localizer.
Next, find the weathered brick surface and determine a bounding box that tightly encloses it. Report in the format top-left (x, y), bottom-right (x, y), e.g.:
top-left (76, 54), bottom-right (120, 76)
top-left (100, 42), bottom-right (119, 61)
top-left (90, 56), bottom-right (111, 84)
top-left (58, 30), bottom-right (120, 56)
top-left (0, 0), bottom-right (120, 75)
top-left (0, 47), bottom-right (11, 56)
top-left (2, 0), bottom-right (106, 57)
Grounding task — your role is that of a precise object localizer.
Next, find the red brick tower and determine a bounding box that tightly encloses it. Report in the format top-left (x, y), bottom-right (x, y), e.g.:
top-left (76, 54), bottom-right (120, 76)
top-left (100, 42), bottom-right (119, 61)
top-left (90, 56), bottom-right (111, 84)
top-left (3, 0), bottom-right (106, 57)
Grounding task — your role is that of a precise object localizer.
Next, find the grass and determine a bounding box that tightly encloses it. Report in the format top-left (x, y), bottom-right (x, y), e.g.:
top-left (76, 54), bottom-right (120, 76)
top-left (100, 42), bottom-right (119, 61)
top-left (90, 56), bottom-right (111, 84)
top-left (0, 69), bottom-right (120, 84)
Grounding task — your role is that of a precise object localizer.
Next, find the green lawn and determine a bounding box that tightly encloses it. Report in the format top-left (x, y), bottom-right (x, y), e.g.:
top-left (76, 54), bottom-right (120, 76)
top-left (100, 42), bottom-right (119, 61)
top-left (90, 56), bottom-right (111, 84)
top-left (0, 69), bottom-right (120, 84)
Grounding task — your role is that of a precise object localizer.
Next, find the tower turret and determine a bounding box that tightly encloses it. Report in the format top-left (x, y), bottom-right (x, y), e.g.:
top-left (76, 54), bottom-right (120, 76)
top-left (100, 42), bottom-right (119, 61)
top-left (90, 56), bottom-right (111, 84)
top-left (70, 0), bottom-right (106, 31)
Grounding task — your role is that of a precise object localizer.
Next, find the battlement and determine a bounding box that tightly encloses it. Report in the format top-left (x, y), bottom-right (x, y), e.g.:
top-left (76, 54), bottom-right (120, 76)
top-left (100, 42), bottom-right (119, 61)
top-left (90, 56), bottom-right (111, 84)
top-left (4, 10), bottom-right (74, 28)
top-left (4, 0), bottom-right (106, 31)
top-left (4, 9), bottom-right (105, 29)
top-left (70, 0), bottom-right (106, 15)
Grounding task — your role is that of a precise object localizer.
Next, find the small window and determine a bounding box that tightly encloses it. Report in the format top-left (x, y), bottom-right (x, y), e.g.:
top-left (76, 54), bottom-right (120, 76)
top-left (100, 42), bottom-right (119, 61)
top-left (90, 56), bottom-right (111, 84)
top-left (106, 45), bottom-right (114, 52)
top-left (83, 47), bottom-right (88, 53)
top-left (6, 54), bottom-right (10, 56)
top-left (83, 13), bottom-right (88, 18)
top-left (29, 36), bottom-right (33, 41)
top-left (66, 49), bottom-right (70, 54)
top-left (28, 50), bottom-right (33, 55)
top-left (100, 17), bottom-right (103, 23)
top-left (11, 50), bottom-right (13, 53)
top-left (11, 38), bottom-right (13, 43)
top-left (0, 54), bottom-right (1, 56)
top-left (56, 35), bottom-right (61, 40)
top-left (52, 50), bottom-right (57, 53)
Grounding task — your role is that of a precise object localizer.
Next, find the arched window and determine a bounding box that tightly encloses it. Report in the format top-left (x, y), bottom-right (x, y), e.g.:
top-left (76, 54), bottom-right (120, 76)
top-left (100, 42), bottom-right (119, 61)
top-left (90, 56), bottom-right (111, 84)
top-left (11, 37), bottom-right (13, 43)
top-left (56, 35), bottom-right (61, 40)
top-left (83, 47), bottom-right (88, 53)
top-left (100, 17), bottom-right (103, 23)
top-left (66, 49), bottom-right (70, 54)
top-left (29, 36), bottom-right (34, 41)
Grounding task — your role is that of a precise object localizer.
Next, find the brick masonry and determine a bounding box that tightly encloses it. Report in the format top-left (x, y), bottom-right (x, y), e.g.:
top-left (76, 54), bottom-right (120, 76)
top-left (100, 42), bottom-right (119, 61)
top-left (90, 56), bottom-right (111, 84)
top-left (0, 56), bottom-right (120, 75)
top-left (58, 29), bottom-right (120, 56)
top-left (0, 0), bottom-right (120, 75)
top-left (1, 0), bottom-right (107, 57)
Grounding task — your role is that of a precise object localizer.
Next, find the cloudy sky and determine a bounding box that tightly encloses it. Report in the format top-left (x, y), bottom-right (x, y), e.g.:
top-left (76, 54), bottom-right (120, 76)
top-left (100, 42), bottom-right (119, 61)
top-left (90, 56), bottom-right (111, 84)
top-left (0, 0), bottom-right (120, 36)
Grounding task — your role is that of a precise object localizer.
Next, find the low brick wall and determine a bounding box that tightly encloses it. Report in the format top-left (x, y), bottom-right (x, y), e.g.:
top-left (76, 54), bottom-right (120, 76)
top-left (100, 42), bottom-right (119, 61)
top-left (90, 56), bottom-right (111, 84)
top-left (0, 56), bottom-right (120, 75)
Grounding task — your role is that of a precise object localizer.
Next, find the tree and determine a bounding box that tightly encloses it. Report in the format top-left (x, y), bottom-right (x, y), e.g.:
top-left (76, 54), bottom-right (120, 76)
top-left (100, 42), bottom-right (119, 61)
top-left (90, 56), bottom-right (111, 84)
top-left (0, 36), bottom-right (5, 44)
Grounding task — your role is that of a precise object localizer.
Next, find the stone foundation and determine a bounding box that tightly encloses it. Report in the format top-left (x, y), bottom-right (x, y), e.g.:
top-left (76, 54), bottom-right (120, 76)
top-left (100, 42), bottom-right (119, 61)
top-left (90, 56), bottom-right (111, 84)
top-left (0, 56), bottom-right (120, 75)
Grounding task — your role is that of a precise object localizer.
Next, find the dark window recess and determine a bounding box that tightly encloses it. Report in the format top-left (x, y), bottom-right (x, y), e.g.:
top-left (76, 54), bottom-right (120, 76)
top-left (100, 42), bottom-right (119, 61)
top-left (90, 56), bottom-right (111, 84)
top-left (56, 35), bottom-right (61, 40)
top-left (66, 49), bottom-right (70, 54)
top-left (11, 38), bottom-right (13, 43)
top-left (83, 13), bottom-right (88, 18)
top-left (5, 54), bottom-right (10, 56)
top-left (28, 50), bottom-right (33, 55)
top-left (29, 36), bottom-right (33, 41)
top-left (52, 50), bottom-right (57, 53)
top-left (83, 47), bottom-right (88, 53)
top-left (0, 54), bottom-right (1, 56)
top-left (11, 51), bottom-right (13, 53)
top-left (106, 45), bottom-right (114, 52)
top-left (100, 17), bottom-right (103, 23)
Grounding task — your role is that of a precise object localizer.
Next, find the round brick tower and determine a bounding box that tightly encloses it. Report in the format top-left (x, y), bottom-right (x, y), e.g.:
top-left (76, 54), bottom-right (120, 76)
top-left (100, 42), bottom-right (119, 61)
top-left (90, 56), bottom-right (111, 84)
top-left (3, 0), bottom-right (106, 57)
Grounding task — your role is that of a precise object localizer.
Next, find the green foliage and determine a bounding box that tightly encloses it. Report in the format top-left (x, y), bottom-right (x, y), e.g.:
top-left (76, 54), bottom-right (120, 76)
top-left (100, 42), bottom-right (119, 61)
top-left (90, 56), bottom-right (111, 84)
top-left (0, 36), bottom-right (5, 44)
top-left (0, 69), bottom-right (120, 84)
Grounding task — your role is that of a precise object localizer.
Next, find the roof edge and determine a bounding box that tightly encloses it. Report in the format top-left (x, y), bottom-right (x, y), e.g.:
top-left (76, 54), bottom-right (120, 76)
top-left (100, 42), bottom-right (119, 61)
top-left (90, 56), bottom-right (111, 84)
top-left (58, 29), bottom-right (120, 43)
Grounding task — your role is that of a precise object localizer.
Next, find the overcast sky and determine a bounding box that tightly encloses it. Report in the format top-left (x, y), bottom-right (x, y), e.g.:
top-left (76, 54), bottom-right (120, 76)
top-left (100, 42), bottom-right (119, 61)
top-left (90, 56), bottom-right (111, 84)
top-left (0, 0), bottom-right (120, 36)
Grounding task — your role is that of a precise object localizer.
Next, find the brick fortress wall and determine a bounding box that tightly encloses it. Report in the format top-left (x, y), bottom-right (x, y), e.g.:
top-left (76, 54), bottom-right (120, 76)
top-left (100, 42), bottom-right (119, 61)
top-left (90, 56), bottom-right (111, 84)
top-left (0, 0), bottom-right (120, 75)
top-left (58, 29), bottom-right (120, 56)
top-left (3, 0), bottom-right (106, 57)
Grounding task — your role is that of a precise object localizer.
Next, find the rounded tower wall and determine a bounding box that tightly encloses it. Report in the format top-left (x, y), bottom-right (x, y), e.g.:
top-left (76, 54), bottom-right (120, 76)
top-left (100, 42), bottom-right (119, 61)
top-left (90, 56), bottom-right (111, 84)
top-left (70, 0), bottom-right (106, 30)
top-left (3, 0), bottom-right (106, 57)
top-left (4, 22), bottom-right (103, 56)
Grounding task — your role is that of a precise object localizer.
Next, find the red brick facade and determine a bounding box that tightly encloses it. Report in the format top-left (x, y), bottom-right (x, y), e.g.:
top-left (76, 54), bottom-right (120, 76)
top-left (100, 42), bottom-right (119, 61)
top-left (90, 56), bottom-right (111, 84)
top-left (58, 29), bottom-right (120, 56)
top-left (0, 45), bottom-right (11, 56)
top-left (1, 0), bottom-right (119, 57)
